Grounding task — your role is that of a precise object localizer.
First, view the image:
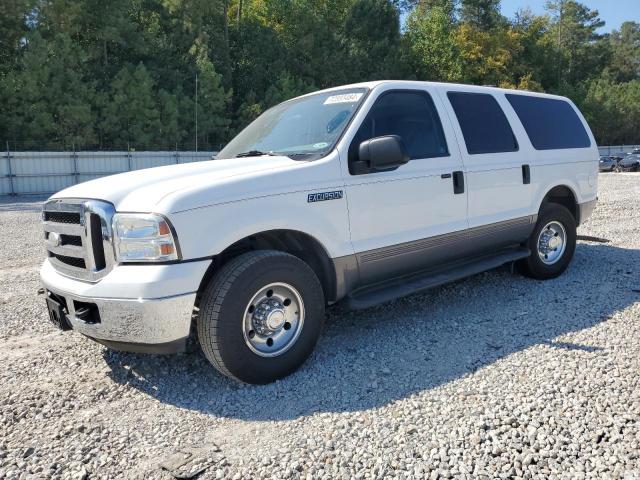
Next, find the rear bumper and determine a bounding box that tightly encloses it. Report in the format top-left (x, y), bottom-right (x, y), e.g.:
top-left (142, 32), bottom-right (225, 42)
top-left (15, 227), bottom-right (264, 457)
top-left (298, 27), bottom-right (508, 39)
top-left (578, 198), bottom-right (597, 226)
top-left (40, 259), bottom-right (210, 348)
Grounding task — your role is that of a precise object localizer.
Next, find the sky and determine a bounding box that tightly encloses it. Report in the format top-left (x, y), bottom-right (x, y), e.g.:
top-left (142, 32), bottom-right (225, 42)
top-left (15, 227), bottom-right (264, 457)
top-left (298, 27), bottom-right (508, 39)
top-left (500, 0), bottom-right (639, 32)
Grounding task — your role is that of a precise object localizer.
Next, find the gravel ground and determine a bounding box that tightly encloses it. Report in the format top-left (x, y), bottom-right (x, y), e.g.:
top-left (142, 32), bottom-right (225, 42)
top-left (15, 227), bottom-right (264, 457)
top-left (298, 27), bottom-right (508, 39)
top-left (1, 173), bottom-right (639, 480)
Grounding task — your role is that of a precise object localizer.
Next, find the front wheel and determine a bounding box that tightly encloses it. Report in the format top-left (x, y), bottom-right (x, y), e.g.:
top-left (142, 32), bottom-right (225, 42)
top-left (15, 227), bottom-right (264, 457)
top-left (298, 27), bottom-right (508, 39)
top-left (197, 250), bottom-right (325, 384)
top-left (518, 203), bottom-right (577, 280)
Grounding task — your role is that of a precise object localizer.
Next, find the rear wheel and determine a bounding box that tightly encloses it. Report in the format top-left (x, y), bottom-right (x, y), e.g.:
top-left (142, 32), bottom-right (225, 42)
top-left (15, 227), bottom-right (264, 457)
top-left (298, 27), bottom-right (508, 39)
top-left (518, 203), bottom-right (576, 280)
top-left (197, 250), bottom-right (325, 384)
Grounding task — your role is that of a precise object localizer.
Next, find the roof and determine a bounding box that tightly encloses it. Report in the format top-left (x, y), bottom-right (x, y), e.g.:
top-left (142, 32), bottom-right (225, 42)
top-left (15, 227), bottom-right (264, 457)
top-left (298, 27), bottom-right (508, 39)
top-left (297, 80), bottom-right (568, 102)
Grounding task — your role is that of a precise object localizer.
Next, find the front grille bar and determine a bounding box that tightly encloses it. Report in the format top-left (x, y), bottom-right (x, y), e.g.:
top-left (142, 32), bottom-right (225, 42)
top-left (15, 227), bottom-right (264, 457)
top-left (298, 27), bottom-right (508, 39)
top-left (43, 221), bottom-right (84, 236)
top-left (89, 213), bottom-right (107, 270)
top-left (46, 243), bottom-right (86, 259)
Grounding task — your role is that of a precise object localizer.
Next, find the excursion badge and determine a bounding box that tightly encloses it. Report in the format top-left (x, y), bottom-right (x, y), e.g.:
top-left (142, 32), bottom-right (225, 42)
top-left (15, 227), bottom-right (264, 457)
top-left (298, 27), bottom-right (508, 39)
top-left (307, 190), bottom-right (344, 203)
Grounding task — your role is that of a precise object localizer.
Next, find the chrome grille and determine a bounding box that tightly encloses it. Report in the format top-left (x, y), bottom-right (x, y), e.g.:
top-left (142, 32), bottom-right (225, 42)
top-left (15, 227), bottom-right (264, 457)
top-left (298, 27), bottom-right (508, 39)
top-left (43, 211), bottom-right (81, 224)
top-left (43, 199), bottom-right (116, 282)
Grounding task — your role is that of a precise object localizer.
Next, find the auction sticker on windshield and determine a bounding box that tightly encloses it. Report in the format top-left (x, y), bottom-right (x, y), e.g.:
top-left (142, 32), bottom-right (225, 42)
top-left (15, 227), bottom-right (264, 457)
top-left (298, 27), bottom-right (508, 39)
top-left (324, 93), bottom-right (363, 105)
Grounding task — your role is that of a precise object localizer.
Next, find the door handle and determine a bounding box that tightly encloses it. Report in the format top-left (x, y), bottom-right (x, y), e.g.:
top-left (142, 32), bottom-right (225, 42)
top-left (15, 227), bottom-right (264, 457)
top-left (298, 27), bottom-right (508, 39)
top-left (441, 173), bottom-right (452, 179)
top-left (522, 164), bottom-right (531, 184)
top-left (452, 171), bottom-right (464, 194)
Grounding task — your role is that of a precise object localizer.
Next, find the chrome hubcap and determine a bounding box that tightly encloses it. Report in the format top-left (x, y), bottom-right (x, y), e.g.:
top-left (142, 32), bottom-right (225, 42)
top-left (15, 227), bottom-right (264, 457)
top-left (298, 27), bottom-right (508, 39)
top-left (537, 221), bottom-right (567, 265)
top-left (243, 282), bottom-right (304, 357)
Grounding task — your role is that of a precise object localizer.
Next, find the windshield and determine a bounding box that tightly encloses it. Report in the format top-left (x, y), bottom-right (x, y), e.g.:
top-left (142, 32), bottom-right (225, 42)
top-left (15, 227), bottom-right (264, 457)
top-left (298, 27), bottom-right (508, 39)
top-left (218, 88), bottom-right (368, 160)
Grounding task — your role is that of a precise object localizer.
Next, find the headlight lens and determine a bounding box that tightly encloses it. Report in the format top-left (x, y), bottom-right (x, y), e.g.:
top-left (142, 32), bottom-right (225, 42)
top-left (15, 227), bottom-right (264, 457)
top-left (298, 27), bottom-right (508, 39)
top-left (113, 213), bottom-right (180, 262)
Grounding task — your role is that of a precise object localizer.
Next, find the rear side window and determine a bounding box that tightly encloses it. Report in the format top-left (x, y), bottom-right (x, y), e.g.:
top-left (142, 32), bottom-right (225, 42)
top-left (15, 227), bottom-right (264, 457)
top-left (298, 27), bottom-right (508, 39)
top-left (349, 90), bottom-right (449, 163)
top-left (447, 92), bottom-right (518, 155)
top-left (506, 94), bottom-right (591, 150)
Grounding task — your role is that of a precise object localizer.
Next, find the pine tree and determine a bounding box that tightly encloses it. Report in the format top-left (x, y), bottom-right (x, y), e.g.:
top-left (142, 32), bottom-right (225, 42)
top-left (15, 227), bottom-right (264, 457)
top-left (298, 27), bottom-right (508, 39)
top-left (609, 22), bottom-right (640, 83)
top-left (2, 33), bottom-right (97, 149)
top-left (343, 0), bottom-right (404, 82)
top-left (0, 0), bottom-right (32, 72)
top-left (191, 41), bottom-right (231, 149)
top-left (102, 64), bottom-right (161, 149)
top-left (460, 0), bottom-right (503, 30)
top-left (545, 0), bottom-right (607, 87)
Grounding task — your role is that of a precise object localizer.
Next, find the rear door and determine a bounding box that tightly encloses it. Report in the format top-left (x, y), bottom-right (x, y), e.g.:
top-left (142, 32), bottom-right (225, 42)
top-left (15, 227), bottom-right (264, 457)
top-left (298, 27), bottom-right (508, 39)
top-left (338, 85), bottom-right (468, 285)
top-left (440, 88), bottom-right (535, 250)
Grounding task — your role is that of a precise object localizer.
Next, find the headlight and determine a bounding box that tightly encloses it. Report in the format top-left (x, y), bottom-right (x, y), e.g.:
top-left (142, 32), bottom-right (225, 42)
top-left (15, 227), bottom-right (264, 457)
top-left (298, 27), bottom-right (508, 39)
top-left (112, 213), bottom-right (180, 262)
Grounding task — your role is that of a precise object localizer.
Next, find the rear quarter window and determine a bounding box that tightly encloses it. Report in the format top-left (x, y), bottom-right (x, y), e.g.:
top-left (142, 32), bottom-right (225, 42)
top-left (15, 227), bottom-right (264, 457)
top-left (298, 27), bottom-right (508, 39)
top-left (505, 94), bottom-right (591, 150)
top-left (447, 92), bottom-right (518, 155)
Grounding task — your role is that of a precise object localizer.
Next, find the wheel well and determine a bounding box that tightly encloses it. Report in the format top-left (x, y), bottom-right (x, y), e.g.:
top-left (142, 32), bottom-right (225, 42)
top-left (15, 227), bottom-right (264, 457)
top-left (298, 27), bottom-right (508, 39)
top-left (542, 186), bottom-right (578, 223)
top-left (196, 230), bottom-right (336, 305)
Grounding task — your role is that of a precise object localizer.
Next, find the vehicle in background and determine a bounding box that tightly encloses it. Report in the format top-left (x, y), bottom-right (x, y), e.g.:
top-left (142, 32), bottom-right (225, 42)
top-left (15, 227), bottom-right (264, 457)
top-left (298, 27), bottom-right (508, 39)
top-left (616, 154), bottom-right (640, 172)
top-left (631, 148), bottom-right (640, 155)
top-left (599, 156), bottom-right (617, 172)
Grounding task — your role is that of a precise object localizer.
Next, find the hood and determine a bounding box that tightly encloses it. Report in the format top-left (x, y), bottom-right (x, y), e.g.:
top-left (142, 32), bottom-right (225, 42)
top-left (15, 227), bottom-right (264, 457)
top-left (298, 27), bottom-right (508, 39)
top-left (51, 156), bottom-right (300, 212)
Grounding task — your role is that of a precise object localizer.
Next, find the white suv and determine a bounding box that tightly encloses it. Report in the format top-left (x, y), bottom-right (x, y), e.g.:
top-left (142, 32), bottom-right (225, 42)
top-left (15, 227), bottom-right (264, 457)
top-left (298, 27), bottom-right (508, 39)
top-left (40, 81), bottom-right (598, 384)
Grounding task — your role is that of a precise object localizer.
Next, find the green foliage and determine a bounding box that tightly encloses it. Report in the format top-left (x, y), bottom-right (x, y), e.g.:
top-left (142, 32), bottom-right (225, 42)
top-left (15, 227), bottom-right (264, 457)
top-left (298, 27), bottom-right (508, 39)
top-left (581, 74), bottom-right (640, 145)
top-left (263, 73), bottom-right (317, 109)
top-left (1, 32), bottom-right (97, 149)
top-left (102, 64), bottom-right (161, 149)
top-left (192, 42), bottom-right (231, 147)
top-left (0, 0), bottom-right (638, 148)
top-left (608, 22), bottom-right (640, 83)
top-left (508, 9), bottom-right (551, 89)
top-left (0, 0), bottom-right (33, 72)
top-left (544, 0), bottom-right (608, 87)
top-left (460, 0), bottom-right (504, 31)
top-left (404, 3), bottom-right (462, 81)
top-left (343, 0), bottom-right (403, 82)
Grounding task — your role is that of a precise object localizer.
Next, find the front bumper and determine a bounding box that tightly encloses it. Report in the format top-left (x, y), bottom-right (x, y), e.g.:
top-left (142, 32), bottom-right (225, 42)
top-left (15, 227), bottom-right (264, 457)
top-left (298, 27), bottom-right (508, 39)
top-left (40, 259), bottom-right (211, 350)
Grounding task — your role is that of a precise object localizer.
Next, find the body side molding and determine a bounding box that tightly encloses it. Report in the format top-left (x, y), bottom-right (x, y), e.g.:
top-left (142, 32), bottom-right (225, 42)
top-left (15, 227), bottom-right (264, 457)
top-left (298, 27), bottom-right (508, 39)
top-left (331, 215), bottom-right (537, 302)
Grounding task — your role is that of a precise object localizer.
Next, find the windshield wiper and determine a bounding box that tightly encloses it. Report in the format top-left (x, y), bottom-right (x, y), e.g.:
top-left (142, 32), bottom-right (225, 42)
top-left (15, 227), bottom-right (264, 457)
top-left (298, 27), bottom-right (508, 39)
top-left (283, 152), bottom-right (317, 159)
top-left (234, 150), bottom-right (277, 158)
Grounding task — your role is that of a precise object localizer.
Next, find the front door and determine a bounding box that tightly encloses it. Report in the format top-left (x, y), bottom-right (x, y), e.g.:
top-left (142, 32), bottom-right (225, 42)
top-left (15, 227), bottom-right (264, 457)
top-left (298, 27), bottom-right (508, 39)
top-left (339, 87), bottom-right (468, 285)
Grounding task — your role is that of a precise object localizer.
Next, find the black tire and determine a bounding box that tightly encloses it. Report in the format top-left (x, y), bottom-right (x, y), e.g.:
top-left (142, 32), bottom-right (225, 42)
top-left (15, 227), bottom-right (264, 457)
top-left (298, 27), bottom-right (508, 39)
top-left (197, 250), bottom-right (325, 384)
top-left (518, 203), bottom-right (577, 280)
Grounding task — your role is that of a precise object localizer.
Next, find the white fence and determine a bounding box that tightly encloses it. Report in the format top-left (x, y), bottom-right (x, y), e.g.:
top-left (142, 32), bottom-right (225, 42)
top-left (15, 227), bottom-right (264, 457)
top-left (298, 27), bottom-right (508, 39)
top-left (0, 151), bottom-right (216, 195)
top-left (598, 145), bottom-right (639, 156)
top-left (1, 146), bottom-right (637, 195)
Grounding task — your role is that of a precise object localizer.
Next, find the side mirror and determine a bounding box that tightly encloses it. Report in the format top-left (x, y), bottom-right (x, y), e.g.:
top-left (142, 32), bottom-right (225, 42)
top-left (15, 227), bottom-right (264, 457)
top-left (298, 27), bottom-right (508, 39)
top-left (352, 135), bottom-right (409, 175)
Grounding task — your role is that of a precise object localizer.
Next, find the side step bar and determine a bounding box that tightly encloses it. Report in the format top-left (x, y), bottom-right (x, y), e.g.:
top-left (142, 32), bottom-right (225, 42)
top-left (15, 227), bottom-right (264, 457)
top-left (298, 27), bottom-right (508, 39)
top-left (345, 247), bottom-right (531, 310)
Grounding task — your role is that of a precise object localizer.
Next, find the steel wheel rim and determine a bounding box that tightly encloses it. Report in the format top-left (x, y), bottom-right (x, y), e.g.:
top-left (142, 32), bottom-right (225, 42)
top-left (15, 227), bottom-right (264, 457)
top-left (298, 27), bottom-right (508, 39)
top-left (537, 221), bottom-right (567, 265)
top-left (242, 282), bottom-right (305, 357)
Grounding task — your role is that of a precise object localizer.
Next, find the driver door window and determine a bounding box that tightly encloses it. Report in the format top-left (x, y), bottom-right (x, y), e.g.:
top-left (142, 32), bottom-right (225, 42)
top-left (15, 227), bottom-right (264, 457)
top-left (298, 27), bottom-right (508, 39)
top-left (348, 91), bottom-right (449, 174)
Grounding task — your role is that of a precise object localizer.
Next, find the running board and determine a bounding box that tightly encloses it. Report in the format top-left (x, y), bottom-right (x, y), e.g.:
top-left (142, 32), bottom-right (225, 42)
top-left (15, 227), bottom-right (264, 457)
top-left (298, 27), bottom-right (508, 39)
top-left (345, 247), bottom-right (531, 310)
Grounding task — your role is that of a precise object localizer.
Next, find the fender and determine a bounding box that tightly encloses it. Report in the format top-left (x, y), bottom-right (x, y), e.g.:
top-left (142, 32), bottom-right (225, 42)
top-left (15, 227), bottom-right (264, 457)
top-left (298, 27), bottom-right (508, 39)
top-left (537, 181), bottom-right (580, 206)
top-left (532, 169), bottom-right (592, 214)
top-left (169, 190), bottom-right (353, 261)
